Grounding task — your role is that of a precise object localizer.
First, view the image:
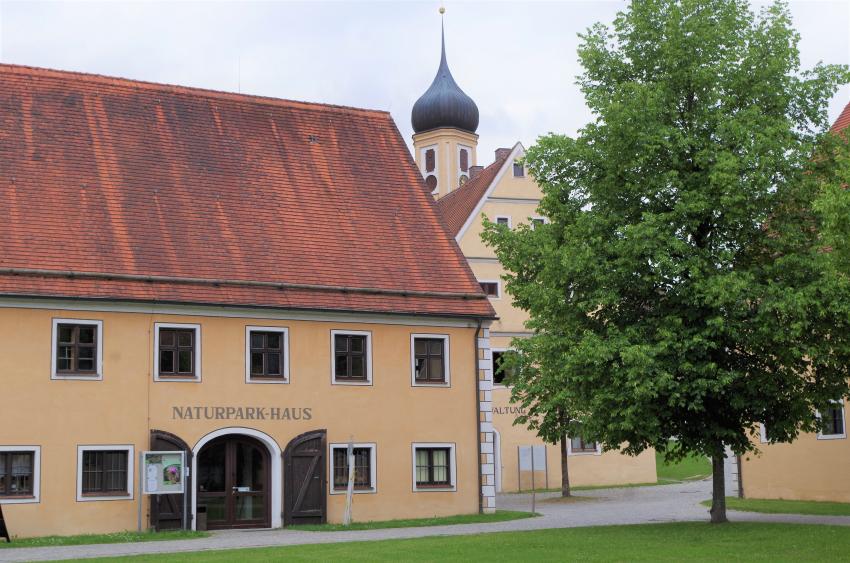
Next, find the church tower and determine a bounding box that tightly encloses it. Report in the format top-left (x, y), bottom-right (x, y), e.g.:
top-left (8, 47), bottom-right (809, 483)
top-left (411, 14), bottom-right (479, 199)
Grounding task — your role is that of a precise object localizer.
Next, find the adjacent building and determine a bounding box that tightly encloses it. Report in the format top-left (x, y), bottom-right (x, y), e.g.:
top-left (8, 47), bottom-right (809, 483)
top-left (0, 63), bottom-right (499, 537)
top-left (734, 100), bottom-right (850, 503)
top-left (411, 26), bottom-right (656, 491)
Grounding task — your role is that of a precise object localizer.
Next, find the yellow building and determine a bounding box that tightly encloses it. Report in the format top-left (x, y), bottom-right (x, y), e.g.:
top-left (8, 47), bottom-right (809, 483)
top-left (412, 27), bottom-right (656, 491)
top-left (733, 101), bottom-right (850, 503)
top-left (0, 63), bottom-right (499, 537)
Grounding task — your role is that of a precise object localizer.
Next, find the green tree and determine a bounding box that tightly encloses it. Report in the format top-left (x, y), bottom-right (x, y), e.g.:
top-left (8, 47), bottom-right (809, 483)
top-left (484, 0), bottom-right (850, 523)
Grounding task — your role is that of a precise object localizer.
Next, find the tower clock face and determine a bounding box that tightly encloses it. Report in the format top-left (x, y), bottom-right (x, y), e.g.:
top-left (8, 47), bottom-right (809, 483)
top-left (458, 174), bottom-right (468, 187)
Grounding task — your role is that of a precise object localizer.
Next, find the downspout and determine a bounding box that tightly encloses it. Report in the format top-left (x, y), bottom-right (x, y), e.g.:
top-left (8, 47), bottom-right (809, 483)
top-left (474, 319), bottom-right (483, 514)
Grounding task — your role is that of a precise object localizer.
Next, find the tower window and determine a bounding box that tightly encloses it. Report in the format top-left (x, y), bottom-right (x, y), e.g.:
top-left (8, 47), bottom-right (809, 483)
top-left (425, 175), bottom-right (438, 193)
top-left (459, 148), bottom-right (469, 172)
top-left (425, 149), bottom-right (436, 173)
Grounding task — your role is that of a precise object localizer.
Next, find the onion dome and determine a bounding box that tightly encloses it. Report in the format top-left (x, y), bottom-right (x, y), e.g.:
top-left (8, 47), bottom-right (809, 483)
top-left (411, 21), bottom-right (479, 134)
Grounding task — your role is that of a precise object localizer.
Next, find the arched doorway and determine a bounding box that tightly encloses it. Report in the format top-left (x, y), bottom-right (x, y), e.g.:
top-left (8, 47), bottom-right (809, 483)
top-left (195, 434), bottom-right (273, 530)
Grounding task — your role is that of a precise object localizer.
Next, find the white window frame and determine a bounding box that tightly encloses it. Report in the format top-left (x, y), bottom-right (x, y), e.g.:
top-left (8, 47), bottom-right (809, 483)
top-left (421, 144), bottom-right (439, 194)
top-left (457, 144), bottom-right (473, 189)
top-left (410, 334), bottom-right (451, 387)
top-left (245, 326), bottom-right (290, 384)
top-left (153, 322), bottom-right (201, 382)
top-left (817, 400), bottom-right (846, 440)
top-left (567, 437), bottom-right (602, 456)
top-left (330, 330), bottom-right (373, 386)
top-left (0, 445), bottom-right (41, 504)
top-left (530, 216), bottom-right (549, 229)
top-left (412, 442), bottom-right (457, 492)
top-left (51, 318), bottom-right (104, 380)
top-left (513, 161), bottom-right (525, 177)
top-left (491, 347), bottom-right (511, 388)
top-left (328, 442), bottom-right (377, 495)
top-left (76, 444), bottom-right (134, 502)
top-left (759, 423), bottom-right (769, 444)
top-left (478, 280), bottom-right (501, 300)
top-left (495, 216), bottom-right (512, 229)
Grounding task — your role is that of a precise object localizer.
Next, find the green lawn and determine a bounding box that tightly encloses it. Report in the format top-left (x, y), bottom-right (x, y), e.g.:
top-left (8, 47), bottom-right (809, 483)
top-left (0, 529), bottom-right (206, 549)
top-left (289, 510), bottom-right (536, 531)
top-left (700, 497), bottom-right (850, 517)
top-left (77, 523), bottom-right (850, 562)
top-left (656, 447), bottom-right (711, 483)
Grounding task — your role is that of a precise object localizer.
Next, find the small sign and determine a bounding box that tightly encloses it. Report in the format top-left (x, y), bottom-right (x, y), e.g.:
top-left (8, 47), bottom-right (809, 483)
top-left (518, 445), bottom-right (546, 471)
top-left (0, 504), bottom-right (9, 542)
top-left (142, 451), bottom-right (186, 495)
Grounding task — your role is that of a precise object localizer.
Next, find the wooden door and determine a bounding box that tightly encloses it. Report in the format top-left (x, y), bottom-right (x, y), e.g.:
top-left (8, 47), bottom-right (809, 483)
top-left (283, 429), bottom-right (326, 526)
top-left (149, 430), bottom-right (192, 531)
top-left (197, 436), bottom-right (271, 530)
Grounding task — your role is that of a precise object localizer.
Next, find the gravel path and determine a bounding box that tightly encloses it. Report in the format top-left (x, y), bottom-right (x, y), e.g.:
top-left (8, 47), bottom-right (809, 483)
top-left (3, 479), bottom-right (849, 562)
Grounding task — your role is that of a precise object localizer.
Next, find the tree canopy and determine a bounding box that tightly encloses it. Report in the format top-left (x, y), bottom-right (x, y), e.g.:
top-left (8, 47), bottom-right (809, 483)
top-left (484, 0), bottom-right (850, 522)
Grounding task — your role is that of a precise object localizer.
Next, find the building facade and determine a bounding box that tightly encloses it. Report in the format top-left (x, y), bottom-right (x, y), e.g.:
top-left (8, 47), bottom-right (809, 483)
top-left (0, 63), bottom-right (497, 537)
top-left (734, 100), bottom-right (850, 503)
top-left (410, 28), bottom-right (656, 492)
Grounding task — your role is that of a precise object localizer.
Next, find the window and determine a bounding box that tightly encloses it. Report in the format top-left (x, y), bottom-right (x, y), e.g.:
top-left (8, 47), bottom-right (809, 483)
top-left (413, 444), bottom-right (456, 491)
top-left (492, 350), bottom-right (516, 386)
top-left (331, 330), bottom-right (372, 385)
top-left (425, 148), bottom-right (436, 173)
top-left (531, 217), bottom-right (546, 229)
top-left (154, 323), bottom-right (201, 381)
top-left (77, 445), bottom-right (134, 501)
top-left (425, 174), bottom-right (438, 193)
top-left (759, 423), bottom-right (769, 444)
top-left (818, 401), bottom-right (846, 440)
top-left (412, 335), bottom-right (450, 386)
top-left (246, 327), bottom-right (289, 383)
top-left (569, 436), bottom-right (600, 455)
top-left (51, 319), bottom-right (103, 380)
top-left (495, 216), bottom-right (511, 228)
top-left (479, 281), bottom-right (500, 298)
top-left (513, 162), bottom-right (524, 177)
top-left (459, 148), bottom-right (469, 172)
top-left (330, 443), bottom-right (376, 493)
top-left (0, 447), bottom-right (39, 503)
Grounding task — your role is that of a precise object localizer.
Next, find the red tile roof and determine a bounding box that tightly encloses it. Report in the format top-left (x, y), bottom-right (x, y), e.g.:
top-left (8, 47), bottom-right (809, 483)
top-left (435, 152), bottom-right (509, 237)
top-left (832, 99), bottom-right (850, 133)
top-left (0, 64), bottom-right (494, 318)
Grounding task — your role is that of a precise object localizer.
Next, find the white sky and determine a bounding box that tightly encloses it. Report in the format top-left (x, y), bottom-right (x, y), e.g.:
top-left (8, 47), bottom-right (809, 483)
top-left (1, 1), bottom-right (848, 165)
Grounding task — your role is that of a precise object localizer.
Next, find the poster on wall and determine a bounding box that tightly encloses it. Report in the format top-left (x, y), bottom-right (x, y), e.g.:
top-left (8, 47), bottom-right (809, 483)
top-left (142, 451), bottom-right (185, 495)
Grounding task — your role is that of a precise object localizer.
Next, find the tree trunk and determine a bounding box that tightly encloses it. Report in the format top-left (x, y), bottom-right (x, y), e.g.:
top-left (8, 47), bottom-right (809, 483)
top-left (710, 451), bottom-right (728, 524)
top-left (560, 434), bottom-right (571, 498)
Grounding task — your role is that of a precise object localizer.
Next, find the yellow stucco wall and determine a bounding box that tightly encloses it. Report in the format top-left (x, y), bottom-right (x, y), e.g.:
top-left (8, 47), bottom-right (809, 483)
top-left (741, 414), bottom-right (850, 502)
top-left (0, 305), bottom-right (481, 537)
top-left (491, 387), bottom-right (657, 491)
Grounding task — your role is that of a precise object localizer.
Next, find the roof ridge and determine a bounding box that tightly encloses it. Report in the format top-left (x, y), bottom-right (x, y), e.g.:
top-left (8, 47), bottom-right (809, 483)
top-left (0, 62), bottom-right (390, 118)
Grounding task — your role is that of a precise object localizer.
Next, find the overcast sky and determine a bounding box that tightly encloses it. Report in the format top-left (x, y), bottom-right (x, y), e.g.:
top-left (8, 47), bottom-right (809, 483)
top-left (1, 1), bottom-right (848, 164)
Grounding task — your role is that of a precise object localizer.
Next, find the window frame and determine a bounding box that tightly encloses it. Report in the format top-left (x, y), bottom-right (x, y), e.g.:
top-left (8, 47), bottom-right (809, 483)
top-left (410, 334), bottom-right (451, 387)
top-left (153, 323), bottom-right (201, 382)
top-left (817, 400), bottom-right (846, 440)
top-left (328, 442), bottom-right (377, 495)
top-left (491, 347), bottom-right (513, 388)
top-left (330, 330), bottom-right (373, 386)
top-left (530, 216), bottom-right (548, 229)
top-left (245, 326), bottom-right (290, 384)
top-left (495, 216), bottom-right (512, 229)
top-left (513, 161), bottom-right (525, 177)
top-left (51, 318), bottom-right (104, 380)
top-left (411, 443), bottom-right (457, 492)
top-left (478, 280), bottom-right (501, 299)
top-left (567, 436), bottom-right (602, 456)
top-left (759, 423), bottom-right (769, 444)
top-left (0, 446), bottom-right (40, 504)
top-left (76, 444), bottom-right (134, 502)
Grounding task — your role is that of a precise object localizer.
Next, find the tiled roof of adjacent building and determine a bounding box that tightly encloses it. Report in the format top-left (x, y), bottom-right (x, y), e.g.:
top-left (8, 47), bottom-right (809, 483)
top-left (832, 99), bottom-right (850, 132)
top-left (0, 64), bottom-right (494, 319)
top-left (434, 151), bottom-right (510, 237)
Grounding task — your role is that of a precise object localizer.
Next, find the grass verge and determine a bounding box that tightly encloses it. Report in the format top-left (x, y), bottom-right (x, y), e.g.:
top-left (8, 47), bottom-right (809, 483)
top-left (77, 522), bottom-right (850, 562)
top-left (0, 529), bottom-right (207, 549)
top-left (288, 510), bottom-right (536, 531)
top-left (700, 496), bottom-right (850, 517)
top-left (656, 445), bottom-right (711, 483)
